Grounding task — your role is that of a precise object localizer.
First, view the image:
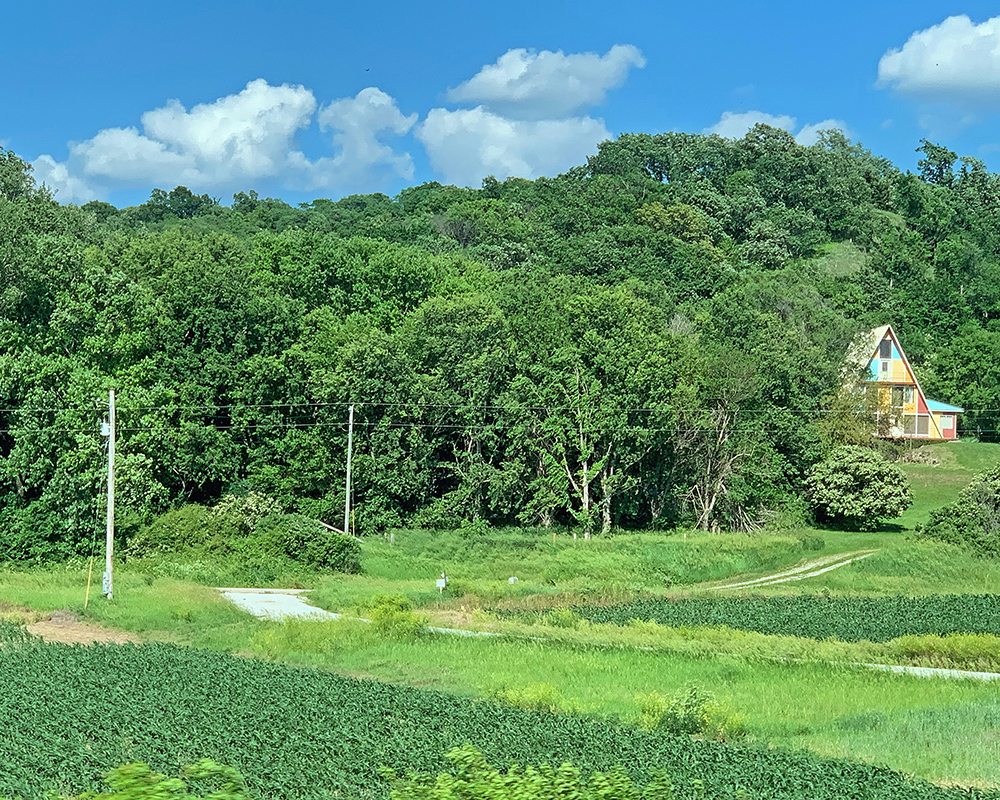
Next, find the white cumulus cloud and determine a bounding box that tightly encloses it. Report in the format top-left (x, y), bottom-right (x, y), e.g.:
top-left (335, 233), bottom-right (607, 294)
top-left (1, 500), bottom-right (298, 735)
top-left (794, 119), bottom-right (850, 145)
top-left (314, 87), bottom-right (418, 190)
top-left (31, 154), bottom-right (98, 204)
top-left (878, 15), bottom-right (1000, 102)
top-left (447, 45), bottom-right (645, 119)
top-left (30, 80), bottom-right (416, 202)
top-left (418, 45), bottom-right (641, 186)
top-left (417, 107), bottom-right (610, 186)
top-left (704, 110), bottom-right (797, 138)
top-left (704, 110), bottom-right (848, 145)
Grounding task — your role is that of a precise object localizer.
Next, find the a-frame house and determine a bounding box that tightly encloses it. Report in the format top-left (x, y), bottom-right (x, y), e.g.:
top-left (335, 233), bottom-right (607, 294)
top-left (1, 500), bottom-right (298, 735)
top-left (850, 325), bottom-right (962, 440)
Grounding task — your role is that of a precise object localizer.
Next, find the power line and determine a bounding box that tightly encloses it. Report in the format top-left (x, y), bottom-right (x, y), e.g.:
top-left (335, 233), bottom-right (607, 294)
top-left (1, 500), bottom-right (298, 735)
top-left (5, 418), bottom-right (1000, 438)
top-left (2, 399), bottom-right (999, 415)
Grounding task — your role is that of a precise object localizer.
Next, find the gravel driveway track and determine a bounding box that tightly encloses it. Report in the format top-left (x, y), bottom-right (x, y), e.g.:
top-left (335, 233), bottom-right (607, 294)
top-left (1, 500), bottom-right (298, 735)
top-left (217, 588), bottom-right (341, 620)
top-left (709, 550), bottom-right (879, 590)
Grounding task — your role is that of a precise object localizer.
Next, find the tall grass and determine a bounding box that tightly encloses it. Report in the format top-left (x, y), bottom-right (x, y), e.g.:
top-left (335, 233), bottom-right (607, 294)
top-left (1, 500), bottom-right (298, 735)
top-left (353, 528), bottom-right (811, 597)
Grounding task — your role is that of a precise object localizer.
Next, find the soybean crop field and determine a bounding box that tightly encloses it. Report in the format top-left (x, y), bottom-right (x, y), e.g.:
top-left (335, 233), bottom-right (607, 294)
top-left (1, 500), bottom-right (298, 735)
top-left (570, 594), bottom-right (1000, 642)
top-left (0, 636), bottom-right (993, 800)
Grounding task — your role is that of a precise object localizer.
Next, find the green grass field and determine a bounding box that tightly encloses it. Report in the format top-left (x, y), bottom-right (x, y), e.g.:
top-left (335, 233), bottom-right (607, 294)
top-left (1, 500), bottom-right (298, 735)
top-left (896, 440), bottom-right (1000, 529)
top-left (3, 440), bottom-right (1000, 791)
top-left (4, 635), bottom-right (990, 800)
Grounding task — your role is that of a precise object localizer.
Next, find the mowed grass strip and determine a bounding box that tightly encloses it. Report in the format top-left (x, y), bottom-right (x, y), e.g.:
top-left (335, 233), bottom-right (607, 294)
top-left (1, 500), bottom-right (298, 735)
top-left (0, 637), bottom-right (995, 800)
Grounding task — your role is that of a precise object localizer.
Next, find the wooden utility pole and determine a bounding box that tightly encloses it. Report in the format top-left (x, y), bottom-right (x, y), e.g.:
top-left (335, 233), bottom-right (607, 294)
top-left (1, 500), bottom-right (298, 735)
top-left (344, 403), bottom-right (355, 537)
top-left (103, 389), bottom-right (116, 600)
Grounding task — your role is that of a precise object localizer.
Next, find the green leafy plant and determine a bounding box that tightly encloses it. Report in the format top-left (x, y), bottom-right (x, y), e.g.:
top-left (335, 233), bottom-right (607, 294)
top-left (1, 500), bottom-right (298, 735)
top-left (385, 744), bottom-right (691, 800)
top-left (570, 594), bottom-right (1000, 642)
top-left (56, 760), bottom-right (250, 800)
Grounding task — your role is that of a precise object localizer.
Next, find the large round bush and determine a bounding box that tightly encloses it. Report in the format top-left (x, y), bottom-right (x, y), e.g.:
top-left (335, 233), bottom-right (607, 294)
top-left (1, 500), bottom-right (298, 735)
top-left (805, 446), bottom-right (912, 528)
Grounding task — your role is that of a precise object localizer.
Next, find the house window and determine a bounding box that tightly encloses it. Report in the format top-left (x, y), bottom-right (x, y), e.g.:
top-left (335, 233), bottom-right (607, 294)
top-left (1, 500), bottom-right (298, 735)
top-left (903, 415), bottom-right (916, 434)
top-left (879, 360), bottom-right (890, 379)
top-left (891, 387), bottom-right (904, 408)
top-left (917, 416), bottom-right (929, 435)
top-left (941, 414), bottom-right (953, 429)
top-left (879, 340), bottom-right (892, 359)
top-left (904, 387), bottom-right (914, 404)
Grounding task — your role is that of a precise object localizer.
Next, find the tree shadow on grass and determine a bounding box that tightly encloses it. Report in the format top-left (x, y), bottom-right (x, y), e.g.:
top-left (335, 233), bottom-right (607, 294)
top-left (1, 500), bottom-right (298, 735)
top-left (810, 520), bottom-right (906, 534)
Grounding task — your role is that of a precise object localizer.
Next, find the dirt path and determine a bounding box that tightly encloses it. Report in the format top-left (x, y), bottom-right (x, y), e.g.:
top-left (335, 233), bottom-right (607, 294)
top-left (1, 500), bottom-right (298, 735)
top-left (707, 550), bottom-right (879, 590)
top-left (25, 610), bottom-right (139, 645)
top-left (861, 662), bottom-right (1000, 682)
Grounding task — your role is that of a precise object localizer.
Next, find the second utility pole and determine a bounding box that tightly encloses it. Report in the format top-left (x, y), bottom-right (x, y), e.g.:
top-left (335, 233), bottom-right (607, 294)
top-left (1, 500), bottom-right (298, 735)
top-left (343, 403), bottom-right (354, 537)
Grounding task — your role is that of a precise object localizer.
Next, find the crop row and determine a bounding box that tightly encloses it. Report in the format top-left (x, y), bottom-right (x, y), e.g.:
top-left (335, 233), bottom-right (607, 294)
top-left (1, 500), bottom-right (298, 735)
top-left (0, 639), bottom-right (993, 800)
top-left (570, 594), bottom-right (1000, 642)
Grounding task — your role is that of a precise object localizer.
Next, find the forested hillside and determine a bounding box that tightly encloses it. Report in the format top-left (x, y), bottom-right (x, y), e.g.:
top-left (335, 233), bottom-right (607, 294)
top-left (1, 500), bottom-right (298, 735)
top-left (2, 127), bottom-right (998, 559)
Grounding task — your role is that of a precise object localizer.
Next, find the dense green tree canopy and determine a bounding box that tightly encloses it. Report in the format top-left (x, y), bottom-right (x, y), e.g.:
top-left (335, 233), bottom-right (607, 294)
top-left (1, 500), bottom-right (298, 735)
top-left (0, 126), bottom-right (993, 558)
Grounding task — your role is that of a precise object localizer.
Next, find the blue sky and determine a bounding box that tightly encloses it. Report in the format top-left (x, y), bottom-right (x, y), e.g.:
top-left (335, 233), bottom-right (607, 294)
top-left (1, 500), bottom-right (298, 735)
top-left (6, 1), bottom-right (1000, 206)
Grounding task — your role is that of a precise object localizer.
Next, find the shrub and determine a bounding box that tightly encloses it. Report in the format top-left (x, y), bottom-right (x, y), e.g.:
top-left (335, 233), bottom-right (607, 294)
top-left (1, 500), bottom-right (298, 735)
top-left (636, 687), bottom-right (715, 736)
top-left (804, 446), bottom-right (912, 528)
top-left (919, 466), bottom-right (1000, 556)
top-left (57, 759), bottom-right (250, 800)
top-left (385, 745), bottom-right (693, 800)
top-left (545, 608), bottom-right (583, 629)
top-left (257, 514), bottom-right (362, 573)
top-left (128, 505), bottom-right (223, 556)
top-left (212, 491), bottom-right (282, 535)
top-left (129, 506), bottom-right (361, 574)
top-left (366, 594), bottom-right (426, 639)
top-left (634, 686), bottom-right (745, 742)
top-left (304, 529), bottom-right (362, 573)
top-left (490, 683), bottom-right (564, 713)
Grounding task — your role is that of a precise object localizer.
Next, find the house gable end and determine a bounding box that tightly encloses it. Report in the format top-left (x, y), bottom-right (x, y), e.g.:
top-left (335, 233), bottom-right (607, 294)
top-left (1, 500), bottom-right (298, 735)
top-left (857, 325), bottom-right (945, 439)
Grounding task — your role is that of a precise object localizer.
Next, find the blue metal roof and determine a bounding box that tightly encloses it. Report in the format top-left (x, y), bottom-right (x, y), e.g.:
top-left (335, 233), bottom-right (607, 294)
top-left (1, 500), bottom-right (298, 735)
top-left (925, 398), bottom-right (964, 413)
